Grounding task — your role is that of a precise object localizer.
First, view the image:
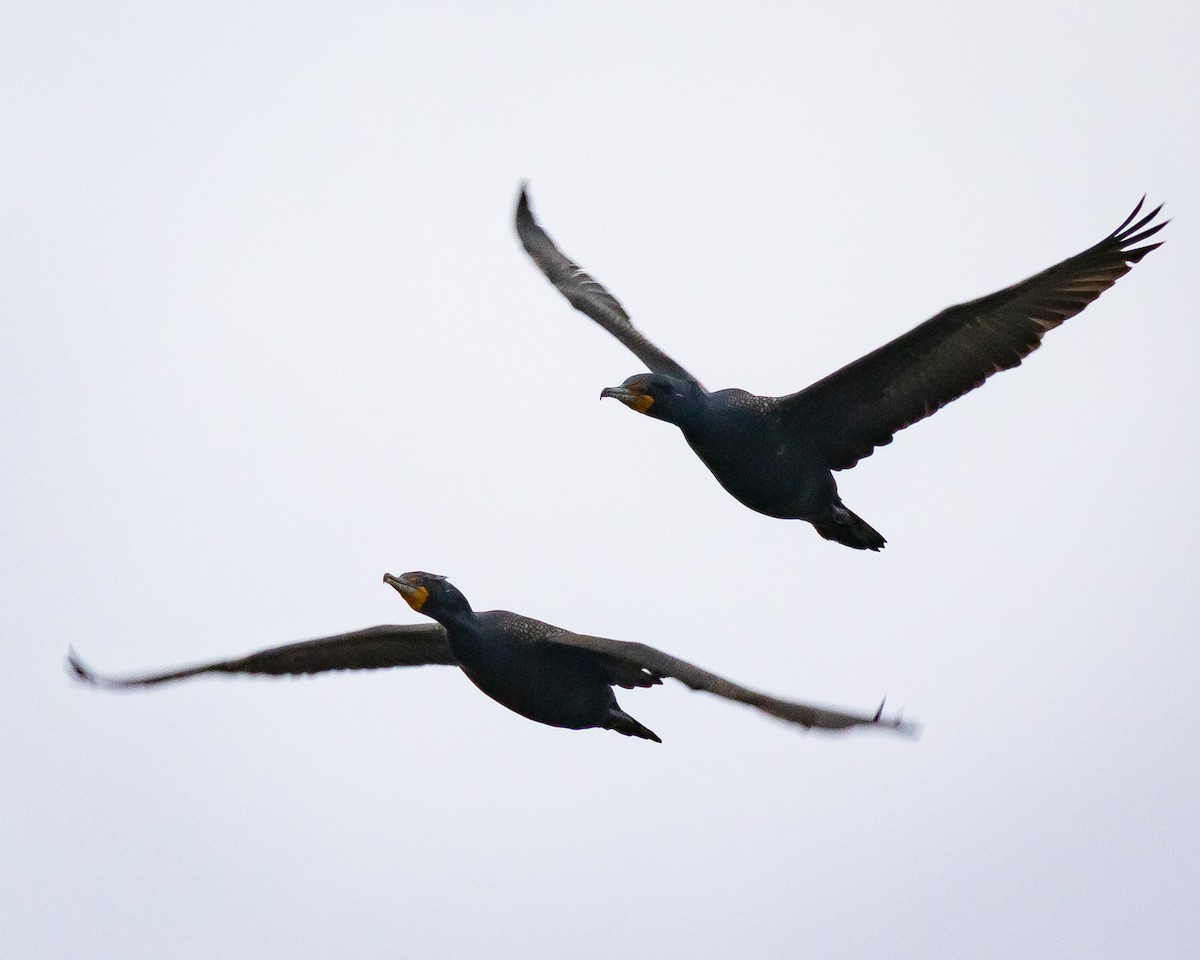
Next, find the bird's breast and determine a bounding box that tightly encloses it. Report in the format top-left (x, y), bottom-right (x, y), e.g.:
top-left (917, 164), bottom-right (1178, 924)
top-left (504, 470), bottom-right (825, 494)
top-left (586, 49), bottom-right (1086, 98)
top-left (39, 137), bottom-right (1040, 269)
top-left (449, 631), bottom-right (615, 731)
top-left (682, 415), bottom-right (834, 519)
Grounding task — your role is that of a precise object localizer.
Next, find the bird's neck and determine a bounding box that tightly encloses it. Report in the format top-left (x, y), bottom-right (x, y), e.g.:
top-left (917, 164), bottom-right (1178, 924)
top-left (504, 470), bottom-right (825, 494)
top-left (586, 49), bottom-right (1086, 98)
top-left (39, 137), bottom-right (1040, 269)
top-left (678, 386), bottom-right (726, 440)
top-left (437, 609), bottom-right (505, 667)
top-left (429, 605), bottom-right (477, 634)
top-left (662, 380), bottom-right (710, 431)
top-left (422, 588), bottom-right (478, 634)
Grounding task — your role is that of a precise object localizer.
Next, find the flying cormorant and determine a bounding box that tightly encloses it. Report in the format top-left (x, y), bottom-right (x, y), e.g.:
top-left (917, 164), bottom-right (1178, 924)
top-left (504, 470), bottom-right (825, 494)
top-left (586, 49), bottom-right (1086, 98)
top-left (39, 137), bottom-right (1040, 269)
top-left (67, 571), bottom-right (918, 742)
top-left (516, 186), bottom-right (1166, 549)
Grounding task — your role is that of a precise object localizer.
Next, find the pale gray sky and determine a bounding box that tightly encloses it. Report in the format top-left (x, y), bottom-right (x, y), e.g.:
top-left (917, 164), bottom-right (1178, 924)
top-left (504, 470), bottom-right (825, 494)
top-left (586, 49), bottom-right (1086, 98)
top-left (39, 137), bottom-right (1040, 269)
top-left (4, 2), bottom-right (1198, 957)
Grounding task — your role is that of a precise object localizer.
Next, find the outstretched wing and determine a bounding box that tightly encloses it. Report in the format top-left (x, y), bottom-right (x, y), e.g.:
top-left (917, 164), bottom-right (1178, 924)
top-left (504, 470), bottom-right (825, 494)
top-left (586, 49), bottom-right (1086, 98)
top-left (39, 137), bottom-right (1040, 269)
top-left (515, 184), bottom-right (700, 386)
top-left (780, 199), bottom-right (1167, 470)
top-left (67, 624), bottom-right (457, 689)
top-left (545, 631), bottom-right (919, 737)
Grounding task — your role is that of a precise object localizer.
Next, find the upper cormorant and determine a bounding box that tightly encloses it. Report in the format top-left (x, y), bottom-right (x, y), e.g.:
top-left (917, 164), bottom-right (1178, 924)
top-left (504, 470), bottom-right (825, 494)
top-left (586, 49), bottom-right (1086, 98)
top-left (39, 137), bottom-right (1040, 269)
top-left (67, 571), bottom-right (918, 742)
top-left (515, 186), bottom-right (1166, 549)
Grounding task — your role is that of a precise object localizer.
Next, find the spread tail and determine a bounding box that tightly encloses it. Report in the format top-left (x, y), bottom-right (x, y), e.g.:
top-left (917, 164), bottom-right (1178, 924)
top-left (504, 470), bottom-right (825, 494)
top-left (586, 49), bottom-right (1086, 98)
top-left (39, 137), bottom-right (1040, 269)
top-left (605, 708), bottom-right (662, 743)
top-left (812, 506), bottom-right (886, 551)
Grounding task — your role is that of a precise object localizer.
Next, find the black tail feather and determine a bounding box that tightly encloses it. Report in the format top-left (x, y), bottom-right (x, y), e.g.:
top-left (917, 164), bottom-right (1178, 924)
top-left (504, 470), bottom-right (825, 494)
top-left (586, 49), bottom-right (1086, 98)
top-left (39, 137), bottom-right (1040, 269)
top-left (812, 507), bottom-right (886, 551)
top-left (605, 708), bottom-right (662, 743)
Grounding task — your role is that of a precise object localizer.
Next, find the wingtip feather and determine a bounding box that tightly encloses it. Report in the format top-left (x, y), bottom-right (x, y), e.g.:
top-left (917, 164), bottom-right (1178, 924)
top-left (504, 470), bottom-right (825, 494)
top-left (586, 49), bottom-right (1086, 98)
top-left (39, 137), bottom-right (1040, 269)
top-left (1114, 196), bottom-right (1146, 234)
top-left (515, 183), bottom-right (532, 221)
top-left (66, 647), bottom-right (102, 686)
top-left (871, 696), bottom-right (921, 738)
top-left (1114, 199), bottom-right (1166, 246)
top-left (1122, 204), bottom-right (1164, 238)
top-left (1121, 220), bottom-right (1167, 248)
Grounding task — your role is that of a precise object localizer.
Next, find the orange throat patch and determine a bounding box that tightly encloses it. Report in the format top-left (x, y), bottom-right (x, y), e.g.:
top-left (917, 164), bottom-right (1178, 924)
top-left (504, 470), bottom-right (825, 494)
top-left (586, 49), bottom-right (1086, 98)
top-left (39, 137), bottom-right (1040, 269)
top-left (403, 585), bottom-right (429, 611)
top-left (623, 393), bottom-right (654, 414)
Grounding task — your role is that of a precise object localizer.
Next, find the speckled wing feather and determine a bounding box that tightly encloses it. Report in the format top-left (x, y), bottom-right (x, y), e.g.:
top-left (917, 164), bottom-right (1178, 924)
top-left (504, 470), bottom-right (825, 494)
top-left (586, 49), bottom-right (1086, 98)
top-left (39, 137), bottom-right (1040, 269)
top-left (67, 624), bottom-right (457, 689)
top-left (481, 610), bottom-right (663, 690)
top-left (515, 184), bottom-right (700, 386)
top-left (545, 631), bottom-right (919, 737)
top-left (779, 200), bottom-right (1167, 470)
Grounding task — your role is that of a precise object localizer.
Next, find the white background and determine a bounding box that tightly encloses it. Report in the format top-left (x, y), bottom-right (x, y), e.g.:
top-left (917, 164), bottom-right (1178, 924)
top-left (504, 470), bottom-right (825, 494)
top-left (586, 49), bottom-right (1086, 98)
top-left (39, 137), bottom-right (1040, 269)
top-left (4, 2), bottom-right (1198, 957)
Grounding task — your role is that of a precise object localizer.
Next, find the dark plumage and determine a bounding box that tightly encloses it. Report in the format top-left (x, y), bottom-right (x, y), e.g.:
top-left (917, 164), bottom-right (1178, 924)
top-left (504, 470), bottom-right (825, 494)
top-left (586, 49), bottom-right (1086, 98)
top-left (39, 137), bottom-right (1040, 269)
top-left (516, 186), bottom-right (1166, 549)
top-left (67, 571), bottom-right (918, 742)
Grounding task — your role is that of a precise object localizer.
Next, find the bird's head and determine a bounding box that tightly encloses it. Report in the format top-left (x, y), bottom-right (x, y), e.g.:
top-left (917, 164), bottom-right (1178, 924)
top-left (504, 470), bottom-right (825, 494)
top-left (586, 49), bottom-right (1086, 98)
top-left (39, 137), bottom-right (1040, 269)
top-left (383, 571), bottom-right (472, 622)
top-left (600, 373), bottom-right (702, 425)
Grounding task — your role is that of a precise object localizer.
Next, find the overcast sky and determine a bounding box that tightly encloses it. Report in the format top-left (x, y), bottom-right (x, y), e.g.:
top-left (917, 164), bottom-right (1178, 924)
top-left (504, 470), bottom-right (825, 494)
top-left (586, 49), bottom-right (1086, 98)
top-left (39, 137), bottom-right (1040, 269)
top-left (4, 2), bottom-right (1198, 958)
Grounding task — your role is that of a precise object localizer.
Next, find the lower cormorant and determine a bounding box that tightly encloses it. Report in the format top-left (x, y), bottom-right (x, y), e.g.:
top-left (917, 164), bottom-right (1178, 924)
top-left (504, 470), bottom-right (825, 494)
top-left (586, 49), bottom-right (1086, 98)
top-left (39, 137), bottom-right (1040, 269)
top-left (67, 571), bottom-right (918, 742)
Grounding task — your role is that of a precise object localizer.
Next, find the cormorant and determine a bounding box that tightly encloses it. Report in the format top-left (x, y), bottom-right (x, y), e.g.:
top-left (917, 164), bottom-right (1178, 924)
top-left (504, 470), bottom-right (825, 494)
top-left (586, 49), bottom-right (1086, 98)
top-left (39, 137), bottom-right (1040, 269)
top-left (515, 186), bottom-right (1166, 549)
top-left (67, 571), bottom-right (918, 742)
